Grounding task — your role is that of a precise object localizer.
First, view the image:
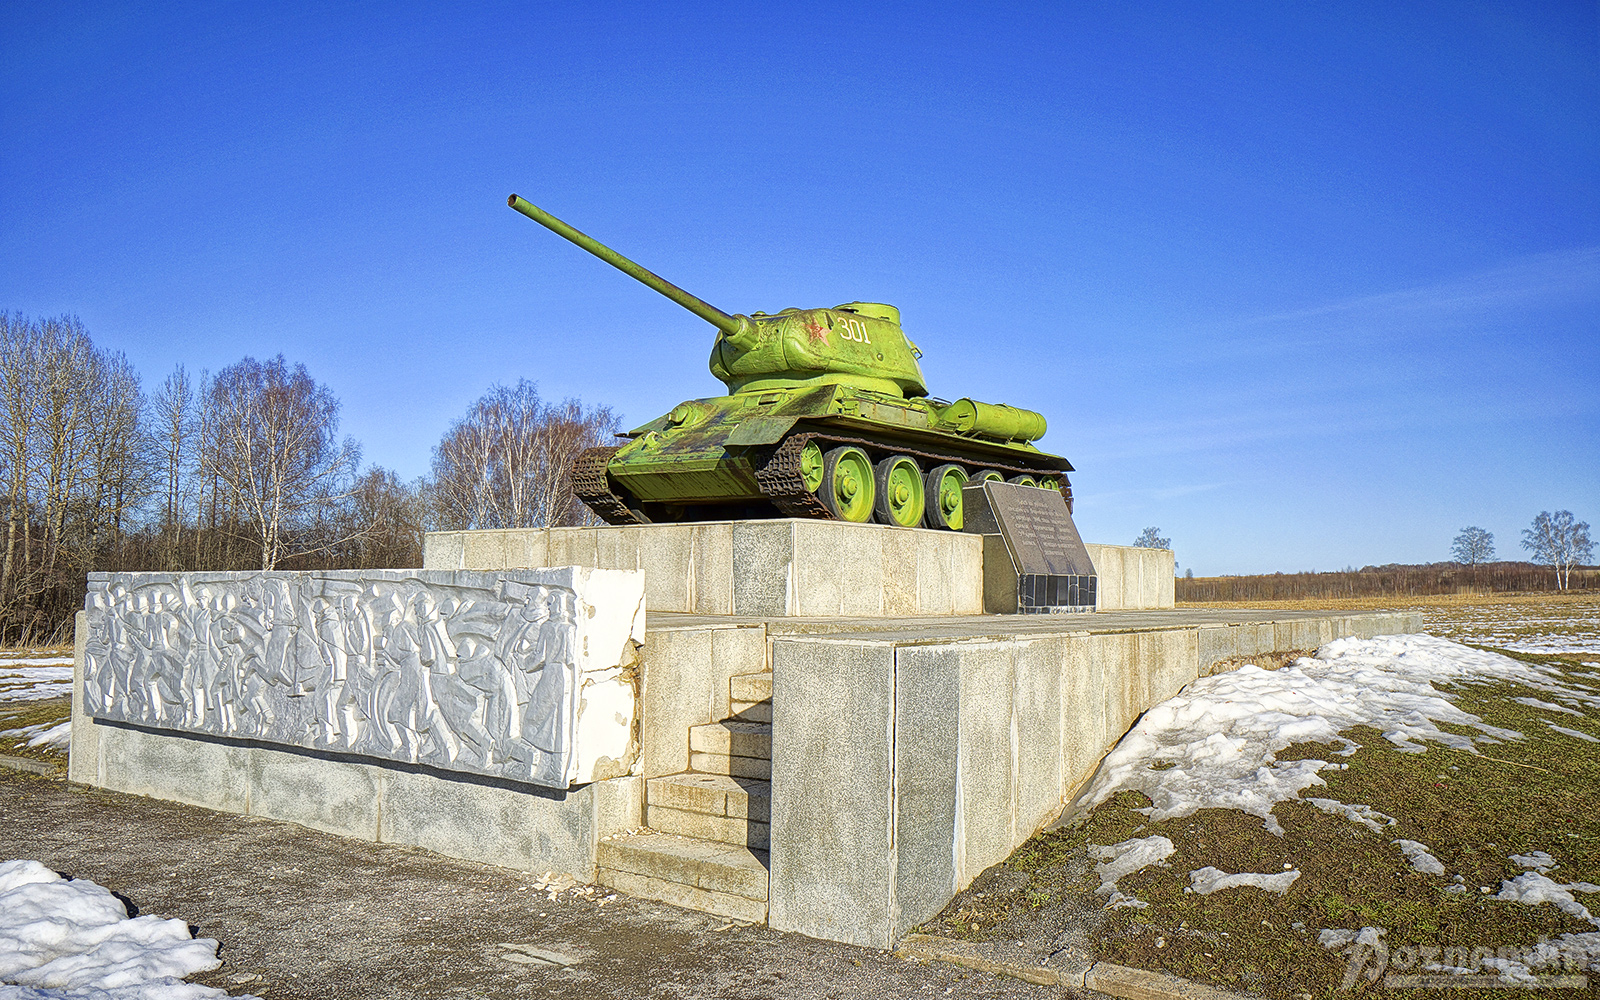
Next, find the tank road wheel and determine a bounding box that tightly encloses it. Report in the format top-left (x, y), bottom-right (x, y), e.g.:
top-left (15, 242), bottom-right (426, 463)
top-left (923, 464), bottom-right (968, 531)
top-left (799, 440), bottom-right (825, 493)
top-left (873, 455), bottom-right (925, 527)
top-left (1009, 474), bottom-right (1040, 488)
top-left (820, 446), bottom-right (876, 522)
top-left (971, 468), bottom-right (1006, 484)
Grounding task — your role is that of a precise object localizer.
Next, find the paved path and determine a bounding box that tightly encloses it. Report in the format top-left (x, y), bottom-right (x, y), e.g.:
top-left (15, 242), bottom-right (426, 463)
top-left (0, 767), bottom-right (1085, 999)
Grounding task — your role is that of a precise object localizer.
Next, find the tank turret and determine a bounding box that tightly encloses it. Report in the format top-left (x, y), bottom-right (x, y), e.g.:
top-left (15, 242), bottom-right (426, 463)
top-left (509, 196), bottom-right (927, 396)
top-left (507, 195), bottom-right (1073, 530)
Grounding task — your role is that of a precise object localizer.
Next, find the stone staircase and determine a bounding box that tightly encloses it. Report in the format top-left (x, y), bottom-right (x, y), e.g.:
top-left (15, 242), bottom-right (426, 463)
top-left (596, 669), bottom-right (772, 923)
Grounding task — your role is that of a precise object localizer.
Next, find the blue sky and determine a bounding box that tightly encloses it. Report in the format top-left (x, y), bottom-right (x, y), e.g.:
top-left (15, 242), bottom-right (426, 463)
top-left (2, 2), bottom-right (1594, 574)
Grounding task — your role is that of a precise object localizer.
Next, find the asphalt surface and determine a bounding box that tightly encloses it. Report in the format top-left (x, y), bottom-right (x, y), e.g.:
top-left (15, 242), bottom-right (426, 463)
top-left (0, 766), bottom-right (1100, 999)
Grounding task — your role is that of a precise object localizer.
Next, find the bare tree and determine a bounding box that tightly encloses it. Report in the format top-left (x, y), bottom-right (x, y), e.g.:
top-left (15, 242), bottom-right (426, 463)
top-left (149, 366), bottom-right (196, 527)
top-left (1450, 526), bottom-right (1495, 567)
top-left (82, 349), bottom-right (148, 551)
top-left (0, 313), bottom-right (39, 615)
top-left (201, 355), bottom-right (362, 570)
top-left (341, 467), bottom-right (424, 568)
top-left (1133, 527), bottom-right (1171, 549)
top-left (1521, 510), bottom-right (1594, 591)
top-left (427, 380), bottom-right (619, 531)
top-left (0, 315), bottom-right (447, 640)
top-left (33, 317), bottom-right (100, 580)
top-left (0, 314), bottom-right (151, 640)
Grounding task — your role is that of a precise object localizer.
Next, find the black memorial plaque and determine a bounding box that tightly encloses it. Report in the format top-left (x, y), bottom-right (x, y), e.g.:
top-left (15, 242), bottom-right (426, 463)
top-left (961, 481), bottom-right (1097, 613)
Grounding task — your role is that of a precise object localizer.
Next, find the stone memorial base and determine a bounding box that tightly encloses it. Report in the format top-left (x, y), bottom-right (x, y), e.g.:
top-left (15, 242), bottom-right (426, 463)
top-left (423, 520), bottom-right (1175, 614)
top-left (70, 520), bottom-right (1417, 950)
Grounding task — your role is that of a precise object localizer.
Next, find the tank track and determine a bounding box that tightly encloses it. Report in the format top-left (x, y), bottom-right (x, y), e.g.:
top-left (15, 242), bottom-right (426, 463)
top-left (753, 431), bottom-right (1074, 518)
top-left (578, 433), bottom-right (1074, 527)
top-left (754, 433), bottom-right (835, 519)
top-left (572, 446), bottom-right (649, 525)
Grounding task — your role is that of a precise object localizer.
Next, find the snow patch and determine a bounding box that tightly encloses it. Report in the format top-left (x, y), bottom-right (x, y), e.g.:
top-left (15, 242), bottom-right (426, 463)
top-left (1494, 872), bottom-right (1600, 927)
top-left (1392, 839), bottom-right (1446, 876)
top-left (0, 860), bottom-right (251, 999)
top-left (25, 723), bottom-right (69, 750)
top-left (1511, 851), bottom-right (1558, 873)
top-left (1305, 798), bottom-right (1396, 833)
top-left (1071, 634), bottom-right (1554, 836)
top-left (0, 661), bottom-right (73, 703)
top-left (0, 983), bottom-right (236, 999)
top-left (1512, 696), bottom-right (1583, 716)
top-left (1318, 926), bottom-right (1384, 949)
top-left (1090, 836), bottom-right (1174, 910)
top-left (1185, 866), bottom-right (1300, 896)
top-left (1546, 722), bottom-right (1599, 743)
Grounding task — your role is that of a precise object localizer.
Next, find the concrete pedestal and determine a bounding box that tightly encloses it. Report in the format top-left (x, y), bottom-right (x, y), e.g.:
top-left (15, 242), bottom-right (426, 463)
top-left (424, 521), bottom-right (1176, 613)
top-left (72, 521), bottom-right (1412, 952)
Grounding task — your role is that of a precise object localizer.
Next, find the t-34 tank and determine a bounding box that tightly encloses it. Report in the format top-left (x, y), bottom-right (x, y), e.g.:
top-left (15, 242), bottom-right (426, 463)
top-left (508, 194), bottom-right (1074, 531)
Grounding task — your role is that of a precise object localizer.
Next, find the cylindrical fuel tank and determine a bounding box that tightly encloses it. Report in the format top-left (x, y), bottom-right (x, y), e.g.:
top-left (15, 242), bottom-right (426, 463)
top-left (937, 398), bottom-right (1048, 442)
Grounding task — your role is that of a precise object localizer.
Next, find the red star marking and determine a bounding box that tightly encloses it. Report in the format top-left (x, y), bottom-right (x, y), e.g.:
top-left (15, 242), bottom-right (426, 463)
top-left (804, 321), bottom-right (828, 345)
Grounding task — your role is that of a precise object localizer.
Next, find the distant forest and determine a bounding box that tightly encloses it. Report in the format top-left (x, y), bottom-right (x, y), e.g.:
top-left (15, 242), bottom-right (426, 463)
top-left (0, 313), bottom-right (616, 645)
top-left (1178, 561), bottom-right (1599, 602)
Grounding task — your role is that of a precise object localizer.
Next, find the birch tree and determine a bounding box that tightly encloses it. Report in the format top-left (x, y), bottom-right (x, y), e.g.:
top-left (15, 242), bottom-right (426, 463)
top-left (0, 313), bottom-right (39, 614)
top-left (427, 380), bottom-right (618, 530)
top-left (82, 350), bottom-right (147, 550)
top-left (33, 317), bottom-right (99, 580)
top-left (1521, 510), bottom-right (1594, 591)
top-left (201, 355), bottom-right (362, 570)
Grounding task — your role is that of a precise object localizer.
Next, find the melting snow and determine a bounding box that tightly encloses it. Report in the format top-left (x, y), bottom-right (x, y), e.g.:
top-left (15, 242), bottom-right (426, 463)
top-left (1511, 851), bottom-right (1557, 872)
top-left (1186, 867), bottom-right (1300, 896)
top-left (23, 723), bottom-right (70, 750)
top-left (0, 860), bottom-right (253, 999)
top-left (1304, 798), bottom-right (1395, 833)
top-left (0, 660), bottom-right (73, 703)
top-left (1512, 696), bottom-right (1584, 716)
top-left (1392, 839), bottom-right (1446, 876)
top-left (1494, 872), bottom-right (1600, 927)
top-left (1546, 722), bottom-right (1599, 743)
top-left (1068, 634), bottom-right (1600, 837)
top-left (1089, 836), bottom-right (1173, 909)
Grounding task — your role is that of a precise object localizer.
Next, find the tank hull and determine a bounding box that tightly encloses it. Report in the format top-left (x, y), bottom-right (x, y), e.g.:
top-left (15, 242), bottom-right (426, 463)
top-left (576, 384), bottom-right (1073, 527)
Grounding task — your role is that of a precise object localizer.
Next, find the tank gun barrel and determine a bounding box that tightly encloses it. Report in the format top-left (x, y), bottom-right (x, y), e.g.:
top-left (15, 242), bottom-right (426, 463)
top-left (508, 195), bottom-right (746, 339)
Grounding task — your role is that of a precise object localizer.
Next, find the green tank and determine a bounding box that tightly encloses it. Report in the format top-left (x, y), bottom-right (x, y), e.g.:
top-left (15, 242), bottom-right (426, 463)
top-left (508, 194), bottom-right (1074, 531)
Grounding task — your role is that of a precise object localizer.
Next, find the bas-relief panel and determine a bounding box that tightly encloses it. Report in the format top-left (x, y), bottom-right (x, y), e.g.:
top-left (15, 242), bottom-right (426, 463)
top-left (82, 568), bottom-right (642, 790)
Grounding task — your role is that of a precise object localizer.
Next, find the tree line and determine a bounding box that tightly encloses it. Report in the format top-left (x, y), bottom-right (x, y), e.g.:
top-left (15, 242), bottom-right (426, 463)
top-left (1177, 561), bottom-right (1599, 602)
top-left (0, 312), bottom-right (617, 644)
top-left (1152, 512), bottom-right (1595, 601)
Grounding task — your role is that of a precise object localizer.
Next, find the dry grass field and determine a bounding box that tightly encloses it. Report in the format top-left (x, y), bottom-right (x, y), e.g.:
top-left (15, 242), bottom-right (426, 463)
top-left (1181, 591), bottom-right (1600, 657)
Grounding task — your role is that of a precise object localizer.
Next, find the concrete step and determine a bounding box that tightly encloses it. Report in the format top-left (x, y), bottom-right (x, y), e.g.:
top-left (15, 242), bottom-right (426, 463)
top-left (728, 700), bottom-right (771, 724)
top-left (596, 831), bottom-right (768, 923)
top-left (647, 772), bottom-right (771, 823)
top-left (688, 720), bottom-right (770, 761)
top-left (648, 803), bottom-right (770, 850)
top-left (728, 672), bottom-right (772, 704)
top-left (647, 772), bottom-right (771, 849)
top-left (690, 751), bottom-right (771, 780)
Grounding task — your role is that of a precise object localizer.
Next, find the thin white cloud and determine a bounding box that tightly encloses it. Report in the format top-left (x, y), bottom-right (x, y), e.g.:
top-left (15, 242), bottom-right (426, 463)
top-left (1196, 247), bottom-right (1600, 351)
